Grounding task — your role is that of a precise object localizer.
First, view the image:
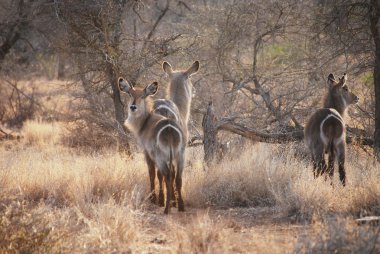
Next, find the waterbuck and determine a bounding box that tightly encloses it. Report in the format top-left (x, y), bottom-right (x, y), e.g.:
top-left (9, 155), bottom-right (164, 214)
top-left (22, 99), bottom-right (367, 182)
top-left (159, 60), bottom-right (200, 141)
top-left (118, 78), bottom-right (186, 214)
top-left (304, 73), bottom-right (358, 186)
top-left (148, 61), bottom-right (199, 206)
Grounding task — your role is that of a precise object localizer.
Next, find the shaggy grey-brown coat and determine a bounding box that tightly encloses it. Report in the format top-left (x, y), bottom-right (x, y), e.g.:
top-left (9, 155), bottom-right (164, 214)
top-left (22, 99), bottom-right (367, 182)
top-left (304, 73), bottom-right (358, 186)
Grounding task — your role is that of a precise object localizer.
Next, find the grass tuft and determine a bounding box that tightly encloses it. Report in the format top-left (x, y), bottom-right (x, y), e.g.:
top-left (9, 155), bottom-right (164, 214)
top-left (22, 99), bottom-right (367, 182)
top-left (1, 121), bottom-right (380, 252)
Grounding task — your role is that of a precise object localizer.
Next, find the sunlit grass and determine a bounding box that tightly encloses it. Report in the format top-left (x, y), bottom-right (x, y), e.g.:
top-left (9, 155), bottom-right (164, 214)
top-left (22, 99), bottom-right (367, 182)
top-left (22, 120), bottom-right (62, 147)
top-left (0, 121), bottom-right (379, 253)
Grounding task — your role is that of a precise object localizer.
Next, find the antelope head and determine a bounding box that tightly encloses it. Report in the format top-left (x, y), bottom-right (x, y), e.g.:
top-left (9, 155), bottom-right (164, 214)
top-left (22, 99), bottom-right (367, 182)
top-left (162, 61), bottom-right (199, 90)
top-left (118, 77), bottom-right (158, 119)
top-left (327, 73), bottom-right (359, 108)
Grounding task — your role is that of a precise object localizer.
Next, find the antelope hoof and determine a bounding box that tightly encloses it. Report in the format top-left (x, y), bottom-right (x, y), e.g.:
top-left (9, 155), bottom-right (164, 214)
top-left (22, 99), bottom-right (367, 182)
top-left (178, 203), bottom-right (185, 212)
top-left (164, 207), bottom-right (170, 214)
top-left (158, 193), bottom-right (165, 207)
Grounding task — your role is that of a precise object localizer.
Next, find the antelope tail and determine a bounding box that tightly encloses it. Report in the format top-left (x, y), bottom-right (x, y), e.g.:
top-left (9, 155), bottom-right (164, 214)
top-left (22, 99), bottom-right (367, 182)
top-left (328, 140), bottom-right (334, 155)
top-left (169, 144), bottom-right (174, 177)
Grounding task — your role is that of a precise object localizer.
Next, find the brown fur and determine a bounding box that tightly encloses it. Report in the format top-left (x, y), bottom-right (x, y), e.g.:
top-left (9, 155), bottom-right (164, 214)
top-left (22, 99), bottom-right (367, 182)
top-left (304, 73), bottom-right (358, 186)
top-left (149, 61), bottom-right (199, 207)
top-left (118, 78), bottom-right (186, 214)
top-left (163, 61), bottom-right (199, 131)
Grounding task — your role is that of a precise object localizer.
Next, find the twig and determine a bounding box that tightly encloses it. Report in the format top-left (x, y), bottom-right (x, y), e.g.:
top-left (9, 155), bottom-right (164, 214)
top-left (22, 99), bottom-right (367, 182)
top-left (0, 127), bottom-right (10, 136)
top-left (3, 79), bottom-right (46, 110)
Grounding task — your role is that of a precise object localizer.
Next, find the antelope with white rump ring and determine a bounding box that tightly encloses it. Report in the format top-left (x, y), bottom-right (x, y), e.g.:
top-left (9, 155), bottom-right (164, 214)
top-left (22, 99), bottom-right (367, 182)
top-left (158, 60), bottom-right (200, 141)
top-left (148, 61), bottom-right (199, 207)
top-left (304, 73), bottom-right (358, 186)
top-left (118, 78), bottom-right (186, 214)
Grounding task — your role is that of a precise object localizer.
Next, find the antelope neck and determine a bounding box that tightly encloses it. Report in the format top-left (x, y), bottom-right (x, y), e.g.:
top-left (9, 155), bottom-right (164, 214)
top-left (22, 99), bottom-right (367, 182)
top-left (138, 113), bottom-right (151, 135)
top-left (324, 95), bottom-right (346, 117)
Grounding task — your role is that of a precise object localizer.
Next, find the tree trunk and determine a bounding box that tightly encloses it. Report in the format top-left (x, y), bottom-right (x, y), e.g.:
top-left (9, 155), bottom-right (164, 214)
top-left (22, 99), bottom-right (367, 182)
top-left (106, 63), bottom-right (131, 153)
top-left (107, 64), bottom-right (125, 125)
top-left (0, 28), bottom-right (20, 71)
top-left (370, 0), bottom-right (380, 157)
top-left (0, 1), bottom-right (27, 70)
top-left (202, 101), bottom-right (220, 165)
top-left (57, 55), bottom-right (66, 80)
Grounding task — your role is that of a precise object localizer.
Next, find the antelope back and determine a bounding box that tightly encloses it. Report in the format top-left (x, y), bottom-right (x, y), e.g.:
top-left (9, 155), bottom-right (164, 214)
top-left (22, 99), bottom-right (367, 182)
top-left (153, 99), bottom-right (181, 123)
top-left (154, 118), bottom-right (183, 154)
top-left (304, 108), bottom-right (345, 149)
top-left (152, 99), bottom-right (189, 140)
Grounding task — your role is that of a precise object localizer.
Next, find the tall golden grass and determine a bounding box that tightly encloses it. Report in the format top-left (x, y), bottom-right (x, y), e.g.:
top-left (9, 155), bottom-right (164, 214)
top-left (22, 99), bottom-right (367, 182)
top-left (0, 120), bottom-right (379, 253)
top-left (294, 217), bottom-right (380, 253)
top-left (22, 120), bottom-right (63, 147)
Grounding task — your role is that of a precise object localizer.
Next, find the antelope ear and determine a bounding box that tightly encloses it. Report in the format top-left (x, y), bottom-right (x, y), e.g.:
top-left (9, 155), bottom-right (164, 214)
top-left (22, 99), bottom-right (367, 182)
top-left (118, 77), bottom-right (133, 93)
top-left (327, 73), bottom-right (337, 87)
top-left (185, 61), bottom-right (200, 77)
top-left (340, 73), bottom-right (347, 84)
top-left (162, 61), bottom-right (173, 75)
top-left (339, 73), bottom-right (347, 85)
top-left (144, 82), bottom-right (158, 96)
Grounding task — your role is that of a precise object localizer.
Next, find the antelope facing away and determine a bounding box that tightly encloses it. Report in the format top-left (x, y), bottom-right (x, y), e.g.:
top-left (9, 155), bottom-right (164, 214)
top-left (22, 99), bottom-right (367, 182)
top-left (304, 73), bottom-right (358, 186)
top-left (118, 78), bottom-right (186, 214)
top-left (149, 61), bottom-right (199, 206)
top-left (157, 60), bottom-right (200, 141)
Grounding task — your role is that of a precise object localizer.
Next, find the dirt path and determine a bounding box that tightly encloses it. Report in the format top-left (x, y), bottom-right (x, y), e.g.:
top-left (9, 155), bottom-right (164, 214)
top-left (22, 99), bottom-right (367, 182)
top-left (140, 206), bottom-right (310, 253)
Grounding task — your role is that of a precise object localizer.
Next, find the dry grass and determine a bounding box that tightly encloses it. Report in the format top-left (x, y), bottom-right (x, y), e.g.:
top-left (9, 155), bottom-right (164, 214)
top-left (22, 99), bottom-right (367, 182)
top-left (0, 146), bottom-right (148, 209)
top-left (184, 143), bottom-right (380, 219)
top-left (22, 120), bottom-right (63, 147)
top-left (0, 197), bottom-right (150, 253)
top-left (169, 213), bottom-right (225, 253)
top-left (1, 120), bottom-right (380, 252)
top-left (294, 217), bottom-right (380, 253)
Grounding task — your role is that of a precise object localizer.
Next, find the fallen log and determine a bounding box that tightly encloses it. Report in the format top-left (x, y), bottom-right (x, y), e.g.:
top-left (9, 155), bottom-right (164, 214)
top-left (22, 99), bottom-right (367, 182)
top-left (217, 119), bottom-right (373, 147)
top-left (0, 127), bottom-right (21, 141)
top-left (218, 121), bottom-right (303, 144)
top-left (356, 216), bottom-right (380, 225)
top-left (201, 101), bottom-right (375, 163)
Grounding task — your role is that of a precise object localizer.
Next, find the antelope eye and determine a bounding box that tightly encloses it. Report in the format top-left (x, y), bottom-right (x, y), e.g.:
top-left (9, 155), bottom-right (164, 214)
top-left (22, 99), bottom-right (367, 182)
top-left (342, 86), bottom-right (348, 91)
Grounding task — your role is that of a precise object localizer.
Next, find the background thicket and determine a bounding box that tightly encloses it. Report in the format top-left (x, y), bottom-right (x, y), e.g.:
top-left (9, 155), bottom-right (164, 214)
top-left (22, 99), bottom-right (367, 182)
top-left (0, 0), bottom-right (378, 154)
top-left (1, 1), bottom-right (379, 253)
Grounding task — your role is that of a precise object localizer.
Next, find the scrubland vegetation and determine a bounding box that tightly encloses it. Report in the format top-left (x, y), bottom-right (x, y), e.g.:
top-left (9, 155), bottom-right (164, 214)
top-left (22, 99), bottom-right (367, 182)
top-left (0, 120), bottom-right (379, 253)
top-left (1, 0), bottom-right (380, 253)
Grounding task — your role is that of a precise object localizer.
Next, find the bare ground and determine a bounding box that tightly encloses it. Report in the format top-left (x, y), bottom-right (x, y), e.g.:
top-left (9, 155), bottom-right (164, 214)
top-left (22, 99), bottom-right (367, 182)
top-left (124, 205), bottom-right (308, 253)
